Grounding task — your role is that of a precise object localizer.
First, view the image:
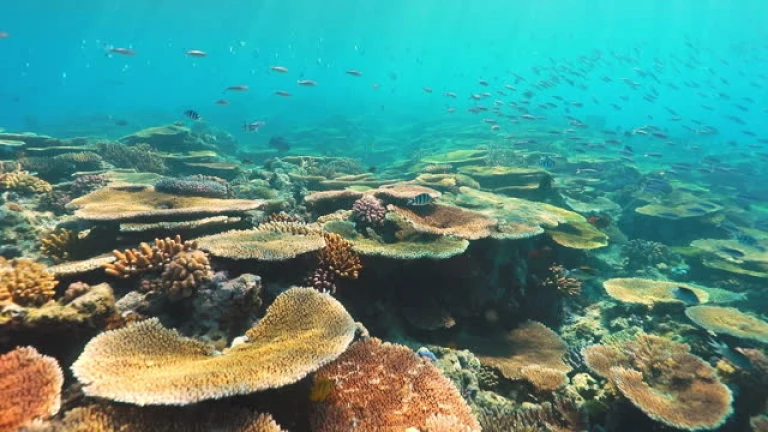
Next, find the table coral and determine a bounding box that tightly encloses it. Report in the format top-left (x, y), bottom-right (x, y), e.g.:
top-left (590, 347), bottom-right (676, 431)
top-left (71, 287), bottom-right (358, 405)
top-left (0, 346), bottom-right (63, 432)
top-left (582, 333), bottom-right (733, 431)
top-left (685, 305), bottom-right (768, 344)
top-left (310, 338), bottom-right (481, 432)
top-left (0, 257), bottom-right (58, 307)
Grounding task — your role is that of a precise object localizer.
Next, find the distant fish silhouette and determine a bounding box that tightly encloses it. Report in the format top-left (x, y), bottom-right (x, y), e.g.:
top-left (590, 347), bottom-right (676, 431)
top-left (243, 120), bottom-right (265, 133)
top-left (672, 286), bottom-right (700, 306)
top-left (268, 136), bottom-right (291, 153)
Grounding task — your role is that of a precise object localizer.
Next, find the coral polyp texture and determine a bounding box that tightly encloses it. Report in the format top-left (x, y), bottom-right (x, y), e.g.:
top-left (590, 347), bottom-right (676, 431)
top-left (583, 333), bottom-right (733, 430)
top-left (40, 228), bottom-right (82, 263)
top-left (0, 170), bottom-right (52, 193)
top-left (103, 235), bottom-right (198, 278)
top-left (71, 287), bottom-right (358, 405)
top-left (0, 346), bottom-right (63, 432)
top-left (45, 403), bottom-right (285, 432)
top-left (160, 249), bottom-right (213, 300)
top-left (685, 305), bottom-right (768, 344)
top-left (154, 176), bottom-right (230, 198)
top-left (310, 338), bottom-right (481, 432)
top-left (198, 229), bottom-right (326, 261)
top-left (0, 257), bottom-right (58, 307)
top-left (351, 196), bottom-right (387, 227)
top-left (311, 233), bottom-right (363, 291)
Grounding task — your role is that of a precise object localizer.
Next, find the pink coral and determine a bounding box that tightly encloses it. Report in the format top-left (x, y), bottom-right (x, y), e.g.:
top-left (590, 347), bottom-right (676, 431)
top-left (352, 196), bottom-right (387, 227)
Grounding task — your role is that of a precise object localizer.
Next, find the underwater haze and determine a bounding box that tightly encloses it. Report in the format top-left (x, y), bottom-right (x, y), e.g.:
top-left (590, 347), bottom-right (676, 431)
top-left (2, 1), bottom-right (768, 432)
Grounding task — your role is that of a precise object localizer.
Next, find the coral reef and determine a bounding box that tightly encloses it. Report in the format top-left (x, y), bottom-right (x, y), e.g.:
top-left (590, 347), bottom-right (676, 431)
top-left (0, 257), bottom-right (58, 307)
top-left (621, 239), bottom-right (680, 272)
top-left (309, 233), bottom-right (362, 293)
top-left (478, 397), bottom-right (587, 432)
top-left (541, 264), bottom-right (582, 296)
top-left (685, 305), bottom-right (768, 344)
top-left (0, 346), bottom-right (63, 432)
top-left (96, 141), bottom-right (167, 173)
top-left (71, 288), bottom-right (358, 405)
top-left (40, 228), bottom-right (83, 263)
top-left (103, 235), bottom-right (199, 279)
top-left (69, 174), bottom-right (108, 197)
top-left (0, 170), bottom-right (52, 193)
top-left (351, 196), bottom-right (387, 228)
top-left (198, 229), bottom-right (325, 261)
top-left (310, 338), bottom-right (481, 432)
top-left (154, 176), bottom-right (230, 198)
top-left (583, 333), bottom-right (733, 430)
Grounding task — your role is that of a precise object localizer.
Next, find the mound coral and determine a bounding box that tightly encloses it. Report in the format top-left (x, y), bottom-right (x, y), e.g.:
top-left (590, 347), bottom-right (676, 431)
top-left (47, 403), bottom-right (285, 432)
top-left (161, 250), bottom-right (213, 300)
top-left (71, 287), bottom-right (358, 405)
top-left (583, 333), bottom-right (733, 430)
top-left (0, 346), bottom-right (63, 432)
top-left (310, 338), bottom-right (480, 432)
top-left (0, 257), bottom-right (58, 307)
top-left (458, 321), bottom-right (571, 392)
top-left (103, 235), bottom-right (199, 279)
top-left (155, 177), bottom-right (230, 198)
top-left (198, 229), bottom-right (325, 261)
top-left (0, 171), bottom-right (52, 193)
top-left (685, 305), bottom-right (768, 344)
top-left (351, 196), bottom-right (387, 227)
top-left (40, 228), bottom-right (83, 263)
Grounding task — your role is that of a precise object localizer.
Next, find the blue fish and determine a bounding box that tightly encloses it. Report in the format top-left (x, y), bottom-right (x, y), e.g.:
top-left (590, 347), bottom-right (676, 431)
top-left (407, 193), bottom-right (434, 206)
top-left (672, 286), bottom-right (700, 306)
top-left (416, 347), bottom-right (438, 362)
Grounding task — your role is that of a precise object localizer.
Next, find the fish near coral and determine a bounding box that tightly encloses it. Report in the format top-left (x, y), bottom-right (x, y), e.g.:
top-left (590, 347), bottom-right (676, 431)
top-left (310, 376), bottom-right (334, 402)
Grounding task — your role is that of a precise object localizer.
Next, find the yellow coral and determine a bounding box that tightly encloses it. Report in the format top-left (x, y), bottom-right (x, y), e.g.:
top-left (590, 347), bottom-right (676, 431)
top-left (71, 287), bottom-right (357, 405)
top-left (685, 305), bottom-right (768, 344)
top-left (0, 171), bottom-right (52, 193)
top-left (0, 346), bottom-right (63, 432)
top-left (198, 229), bottom-right (326, 261)
top-left (161, 250), bottom-right (212, 300)
top-left (102, 235), bottom-right (198, 279)
top-left (40, 228), bottom-right (82, 263)
top-left (0, 257), bottom-right (58, 307)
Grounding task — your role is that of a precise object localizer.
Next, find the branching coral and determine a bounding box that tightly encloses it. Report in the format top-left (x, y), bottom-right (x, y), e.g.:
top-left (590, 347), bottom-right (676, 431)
top-left (0, 257), bottom-right (58, 307)
top-left (40, 228), bottom-right (83, 263)
top-left (71, 288), bottom-right (357, 405)
top-left (266, 211), bottom-right (303, 223)
top-left (0, 171), bottom-right (52, 193)
top-left (310, 338), bottom-right (481, 432)
top-left (155, 177), bottom-right (230, 198)
top-left (621, 239), bottom-right (679, 271)
top-left (161, 250), bottom-right (213, 300)
top-left (352, 196), bottom-right (387, 228)
top-left (582, 333), bottom-right (733, 431)
top-left (309, 233), bottom-right (362, 293)
top-left (0, 346), bottom-right (63, 432)
top-left (102, 235), bottom-right (199, 279)
top-left (541, 265), bottom-right (582, 296)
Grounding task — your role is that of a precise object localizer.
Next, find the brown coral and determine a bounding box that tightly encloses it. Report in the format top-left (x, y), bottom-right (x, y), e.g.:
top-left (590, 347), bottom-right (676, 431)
top-left (161, 250), bottom-right (213, 300)
top-left (0, 171), bottom-right (52, 193)
top-left (198, 229), bottom-right (326, 261)
top-left (102, 235), bottom-right (198, 279)
top-left (45, 403), bottom-right (285, 432)
top-left (388, 204), bottom-right (496, 240)
top-left (257, 220), bottom-right (322, 235)
top-left (0, 257), bottom-right (58, 307)
top-left (0, 346), bottom-right (63, 432)
top-left (71, 287), bottom-right (357, 405)
top-left (542, 265), bottom-right (582, 296)
top-left (582, 333), bottom-right (733, 430)
top-left (685, 305), bottom-right (768, 344)
top-left (316, 232), bottom-right (362, 283)
top-left (310, 338), bottom-right (480, 432)
top-left (40, 228), bottom-right (83, 263)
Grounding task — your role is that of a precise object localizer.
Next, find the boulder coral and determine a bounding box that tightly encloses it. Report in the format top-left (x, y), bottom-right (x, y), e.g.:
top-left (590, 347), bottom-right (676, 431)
top-left (583, 333), bottom-right (733, 431)
top-left (0, 346), bottom-right (63, 432)
top-left (310, 338), bottom-right (481, 432)
top-left (71, 287), bottom-right (358, 405)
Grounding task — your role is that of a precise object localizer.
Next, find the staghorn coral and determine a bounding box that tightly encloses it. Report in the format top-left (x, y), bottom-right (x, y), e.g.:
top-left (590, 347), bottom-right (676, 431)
top-left (102, 235), bottom-right (198, 279)
top-left (71, 287), bottom-right (357, 405)
top-left (154, 176), bottom-right (230, 198)
top-left (309, 233), bottom-right (362, 293)
top-left (0, 171), bottom-right (52, 193)
top-left (160, 249), bottom-right (213, 300)
top-left (0, 346), bottom-right (63, 432)
top-left (541, 265), bottom-right (582, 296)
top-left (0, 257), bottom-right (58, 307)
top-left (685, 305), bottom-right (768, 344)
top-left (352, 196), bottom-right (387, 228)
top-left (582, 333), bottom-right (733, 430)
top-left (40, 228), bottom-right (83, 263)
top-left (310, 338), bottom-right (481, 432)
top-left (46, 403), bottom-right (285, 432)
top-left (96, 141), bottom-right (167, 173)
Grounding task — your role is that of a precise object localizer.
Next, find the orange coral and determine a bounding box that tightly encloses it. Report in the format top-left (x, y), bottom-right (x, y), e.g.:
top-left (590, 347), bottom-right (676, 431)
top-left (0, 346), bottom-right (63, 432)
top-left (102, 235), bottom-right (198, 279)
top-left (582, 333), bottom-right (733, 431)
top-left (161, 250), bottom-right (213, 300)
top-left (0, 257), bottom-right (58, 307)
top-left (72, 288), bottom-right (357, 405)
top-left (310, 338), bottom-right (480, 432)
top-left (318, 233), bottom-right (362, 279)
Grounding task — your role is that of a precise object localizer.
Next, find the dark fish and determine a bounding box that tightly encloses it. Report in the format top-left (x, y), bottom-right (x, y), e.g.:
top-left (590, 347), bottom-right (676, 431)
top-left (538, 156), bottom-right (556, 170)
top-left (735, 233), bottom-right (759, 247)
top-left (672, 286), bottom-right (700, 305)
top-left (407, 193), bottom-right (433, 206)
top-left (718, 247), bottom-right (745, 258)
top-left (367, 166), bottom-right (378, 173)
top-left (268, 136), bottom-right (291, 153)
top-left (183, 109), bottom-right (201, 121)
top-left (243, 120), bottom-right (266, 133)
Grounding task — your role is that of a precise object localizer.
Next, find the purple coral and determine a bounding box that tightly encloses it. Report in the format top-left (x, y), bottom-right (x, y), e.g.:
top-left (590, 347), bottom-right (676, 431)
top-left (70, 174), bottom-right (108, 197)
top-left (307, 267), bottom-right (337, 293)
top-left (352, 196), bottom-right (387, 227)
top-left (154, 177), bottom-right (229, 198)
